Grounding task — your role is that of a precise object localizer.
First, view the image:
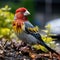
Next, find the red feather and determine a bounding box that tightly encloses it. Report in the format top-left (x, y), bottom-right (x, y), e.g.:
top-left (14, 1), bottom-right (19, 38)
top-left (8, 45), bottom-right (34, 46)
top-left (16, 7), bottom-right (27, 13)
top-left (15, 7), bottom-right (28, 21)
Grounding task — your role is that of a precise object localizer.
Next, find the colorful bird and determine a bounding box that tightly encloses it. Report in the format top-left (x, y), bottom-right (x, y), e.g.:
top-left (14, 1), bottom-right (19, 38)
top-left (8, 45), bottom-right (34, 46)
top-left (13, 7), bottom-right (60, 55)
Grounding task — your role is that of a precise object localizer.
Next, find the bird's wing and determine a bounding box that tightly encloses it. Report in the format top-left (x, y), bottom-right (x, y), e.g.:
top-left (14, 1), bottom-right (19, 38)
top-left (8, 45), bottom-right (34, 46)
top-left (24, 21), bottom-right (39, 33)
top-left (24, 21), bottom-right (59, 55)
top-left (24, 21), bottom-right (43, 44)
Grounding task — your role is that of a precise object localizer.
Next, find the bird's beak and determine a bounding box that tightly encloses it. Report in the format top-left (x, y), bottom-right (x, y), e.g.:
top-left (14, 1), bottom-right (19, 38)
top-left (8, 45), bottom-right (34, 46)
top-left (24, 10), bottom-right (30, 16)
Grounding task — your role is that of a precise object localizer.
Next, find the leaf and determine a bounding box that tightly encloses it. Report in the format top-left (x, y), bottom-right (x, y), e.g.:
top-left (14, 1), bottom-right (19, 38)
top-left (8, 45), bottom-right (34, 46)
top-left (0, 5), bottom-right (14, 39)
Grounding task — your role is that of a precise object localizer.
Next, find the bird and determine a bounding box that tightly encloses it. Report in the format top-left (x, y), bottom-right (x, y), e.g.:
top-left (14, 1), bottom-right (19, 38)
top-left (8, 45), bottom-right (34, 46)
top-left (12, 7), bottom-right (60, 55)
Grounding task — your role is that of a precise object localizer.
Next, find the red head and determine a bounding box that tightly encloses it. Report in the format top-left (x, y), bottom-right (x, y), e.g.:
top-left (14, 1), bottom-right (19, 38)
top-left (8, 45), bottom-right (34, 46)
top-left (16, 7), bottom-right (27, 13)
top-left (14, 7), bottom-right (30, 21)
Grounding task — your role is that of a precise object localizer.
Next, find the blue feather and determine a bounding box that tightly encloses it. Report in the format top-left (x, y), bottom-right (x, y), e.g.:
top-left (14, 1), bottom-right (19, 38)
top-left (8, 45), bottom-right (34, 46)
top-left (24, 21), bottom-right (59, 55)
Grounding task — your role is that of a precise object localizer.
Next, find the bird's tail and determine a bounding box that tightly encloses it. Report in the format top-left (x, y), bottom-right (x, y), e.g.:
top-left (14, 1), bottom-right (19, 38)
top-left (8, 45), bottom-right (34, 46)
top-left (38, 40), bottom-right (60, 55)
top-left (25, 27), bottom-right (60, 55)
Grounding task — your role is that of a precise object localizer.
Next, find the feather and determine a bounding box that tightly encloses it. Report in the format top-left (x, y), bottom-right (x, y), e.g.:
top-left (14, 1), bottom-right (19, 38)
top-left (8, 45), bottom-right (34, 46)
top-left (24, 21), bottom-right (34, 28)
top-left (24, 21), bottom-right (60, 55)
